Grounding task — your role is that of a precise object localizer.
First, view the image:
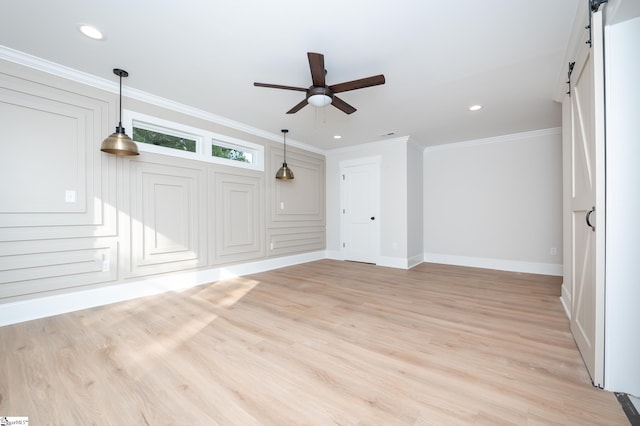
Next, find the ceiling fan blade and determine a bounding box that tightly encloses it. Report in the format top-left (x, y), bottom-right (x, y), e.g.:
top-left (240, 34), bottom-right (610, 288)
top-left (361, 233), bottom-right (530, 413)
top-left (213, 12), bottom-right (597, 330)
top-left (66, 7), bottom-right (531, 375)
top-left (254, 82), bottom-right (307, 92)
top-left (286, 98), bottom-right (309, 114)
top-left (331, 96), bottom-right (356, 114)
top-left (307, 52), bottom-right (326, 87)
top-left (330, 74), bottom-right (386, 94)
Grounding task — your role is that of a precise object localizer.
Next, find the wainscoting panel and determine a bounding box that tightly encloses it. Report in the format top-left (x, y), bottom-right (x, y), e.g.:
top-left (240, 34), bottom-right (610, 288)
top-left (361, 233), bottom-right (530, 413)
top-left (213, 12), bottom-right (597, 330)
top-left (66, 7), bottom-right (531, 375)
top-left (269, 148), bottom-right (325, 227)
top-left (212, 172), bottom-right (265, 264)
top-left (0, 238), bottom-right (117, 299)
top-left (125, 156), bottom-right (207, 277)
top-left (267, 226), bottom-right (325, 257)
top-left (0, 71), bottom-right (116, 240)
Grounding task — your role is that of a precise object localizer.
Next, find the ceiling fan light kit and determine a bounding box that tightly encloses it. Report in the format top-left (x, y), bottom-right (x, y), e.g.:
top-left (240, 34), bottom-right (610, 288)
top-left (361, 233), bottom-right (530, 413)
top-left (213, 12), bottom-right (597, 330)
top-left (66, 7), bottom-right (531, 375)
top-left (308, 94), bottom-right (332, 107)
top-left (254, 52), bottom-right (385, 115)
top-left (307, 87), bottom-right (332, 107)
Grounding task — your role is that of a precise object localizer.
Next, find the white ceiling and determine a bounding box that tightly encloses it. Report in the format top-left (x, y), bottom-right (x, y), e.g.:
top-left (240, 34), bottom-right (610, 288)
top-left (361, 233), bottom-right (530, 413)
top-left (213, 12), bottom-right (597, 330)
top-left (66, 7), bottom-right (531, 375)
top-left (0, 0), bottom-right (580, 150)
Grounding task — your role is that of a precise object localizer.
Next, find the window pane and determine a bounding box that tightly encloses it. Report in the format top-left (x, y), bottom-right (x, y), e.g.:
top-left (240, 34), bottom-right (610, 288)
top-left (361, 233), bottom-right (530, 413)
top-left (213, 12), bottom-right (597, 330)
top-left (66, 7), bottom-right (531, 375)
top-left (133, 127), bottom-right (196, 152)
top-left (212, 144), bottom-right (252, 163)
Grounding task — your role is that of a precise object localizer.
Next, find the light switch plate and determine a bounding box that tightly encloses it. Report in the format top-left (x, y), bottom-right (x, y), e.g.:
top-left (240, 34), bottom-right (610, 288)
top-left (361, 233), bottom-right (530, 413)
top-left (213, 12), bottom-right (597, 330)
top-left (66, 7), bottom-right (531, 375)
top-left (65, 190), bottom-right (76, 203)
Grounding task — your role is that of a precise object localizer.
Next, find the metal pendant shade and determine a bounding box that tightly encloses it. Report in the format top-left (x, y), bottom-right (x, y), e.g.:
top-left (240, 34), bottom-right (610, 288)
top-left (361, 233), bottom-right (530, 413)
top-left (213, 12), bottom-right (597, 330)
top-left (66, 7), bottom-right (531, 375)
top-left (100, 69), bottom-right (139, 156)
top-left (275, 129), bottom-right (294, 180)
top-left (275, 163), bottom-right (294, 180)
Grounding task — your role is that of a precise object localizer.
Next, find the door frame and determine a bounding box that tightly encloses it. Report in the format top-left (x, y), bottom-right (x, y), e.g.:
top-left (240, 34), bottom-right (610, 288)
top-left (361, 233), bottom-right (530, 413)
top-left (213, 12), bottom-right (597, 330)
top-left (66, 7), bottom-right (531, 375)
top-left (339, 156), bottom-right (381, 264)
top-left (591, 6), bottom-right (607, 389)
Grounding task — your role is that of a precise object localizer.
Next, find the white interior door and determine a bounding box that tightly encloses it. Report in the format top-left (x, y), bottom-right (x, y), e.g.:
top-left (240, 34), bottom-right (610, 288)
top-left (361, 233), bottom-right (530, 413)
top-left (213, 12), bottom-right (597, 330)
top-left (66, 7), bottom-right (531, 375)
top-left (569, 9), bottom-right (606, 387)
top-left (340, 158), bottom-right (380, 264)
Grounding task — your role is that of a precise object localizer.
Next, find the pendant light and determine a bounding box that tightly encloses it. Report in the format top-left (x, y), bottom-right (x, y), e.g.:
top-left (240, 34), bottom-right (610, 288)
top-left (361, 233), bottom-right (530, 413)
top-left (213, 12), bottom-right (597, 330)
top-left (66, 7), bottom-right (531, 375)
top-left (275, 129), bottom-right (294, 180)
top-left (100, 68), bottom-right (139, 156)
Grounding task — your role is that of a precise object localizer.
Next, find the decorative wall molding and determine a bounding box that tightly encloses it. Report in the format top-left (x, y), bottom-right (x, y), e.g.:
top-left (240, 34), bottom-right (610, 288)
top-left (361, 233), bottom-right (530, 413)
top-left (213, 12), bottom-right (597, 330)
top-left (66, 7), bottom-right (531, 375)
top-left (124, 158), bottom-right (207, 277)
top-left (0, 239), bottom-right (118, 299)
top-left (270, 149), bottom-right (325, 227)
top-left (0, 70), bottom-right (116, 239)
top-left (267, 227), bottom-right (325, 257)
top-left (213, 172), bottom-right (265, 264)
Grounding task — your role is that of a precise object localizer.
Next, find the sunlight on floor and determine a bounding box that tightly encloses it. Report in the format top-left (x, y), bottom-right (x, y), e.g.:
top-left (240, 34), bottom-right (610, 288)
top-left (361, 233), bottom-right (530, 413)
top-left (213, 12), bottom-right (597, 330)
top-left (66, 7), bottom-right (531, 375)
top-left (127, 276), bottom-right (261, 374)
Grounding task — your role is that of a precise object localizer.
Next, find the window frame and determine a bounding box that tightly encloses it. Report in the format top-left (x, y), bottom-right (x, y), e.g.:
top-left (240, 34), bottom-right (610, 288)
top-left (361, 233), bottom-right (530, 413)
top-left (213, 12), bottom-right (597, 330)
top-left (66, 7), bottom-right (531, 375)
top-left (123, 110), bottom-right (264, 171)
top-left (210, 138), bottom-right (255, 166)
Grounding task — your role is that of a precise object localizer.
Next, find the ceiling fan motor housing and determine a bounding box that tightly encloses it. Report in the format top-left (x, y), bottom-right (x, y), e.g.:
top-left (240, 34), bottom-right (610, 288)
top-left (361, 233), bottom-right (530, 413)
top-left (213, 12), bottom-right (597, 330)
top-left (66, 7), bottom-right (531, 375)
top-left (308, 86), bottom-right (333, 99)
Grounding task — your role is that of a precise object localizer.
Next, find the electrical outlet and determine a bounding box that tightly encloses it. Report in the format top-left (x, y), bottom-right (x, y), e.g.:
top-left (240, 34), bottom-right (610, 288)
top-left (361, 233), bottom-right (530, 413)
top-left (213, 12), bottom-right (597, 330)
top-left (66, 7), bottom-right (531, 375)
top-left (550, 247), bottom-right (557, 256)
top-left (102, 259), bottom-right (110, 272)
top-left (280, 202), bottom-right (285, 210)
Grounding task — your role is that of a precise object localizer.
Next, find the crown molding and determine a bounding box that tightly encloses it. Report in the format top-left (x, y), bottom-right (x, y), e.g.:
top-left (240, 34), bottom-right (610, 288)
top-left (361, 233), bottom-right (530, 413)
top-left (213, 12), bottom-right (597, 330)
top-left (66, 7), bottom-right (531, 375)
top-left (0, 44), bottom-right (324, 155)
top-left (326, 135), bottom-right (411, 156)
top-left (423, 127), bottom-right (561, 154)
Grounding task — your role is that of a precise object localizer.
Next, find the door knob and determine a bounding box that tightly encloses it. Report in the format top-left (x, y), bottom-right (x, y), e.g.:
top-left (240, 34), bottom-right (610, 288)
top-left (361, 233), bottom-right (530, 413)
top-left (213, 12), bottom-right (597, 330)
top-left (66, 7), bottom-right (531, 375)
top-left (585, 206), bottom-right (595, 231)
top-left (370, 217), bottom-right (375, 220)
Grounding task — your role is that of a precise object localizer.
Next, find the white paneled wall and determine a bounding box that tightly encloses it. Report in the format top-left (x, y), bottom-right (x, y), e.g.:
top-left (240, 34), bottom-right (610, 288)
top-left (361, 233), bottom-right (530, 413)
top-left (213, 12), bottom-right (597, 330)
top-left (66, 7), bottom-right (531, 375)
top-left (124, 156), bottom-right (208, 277)
top-left (0, 60), bottom-right (325, 320)
top-left (213, 171), bottom-right (265, 264)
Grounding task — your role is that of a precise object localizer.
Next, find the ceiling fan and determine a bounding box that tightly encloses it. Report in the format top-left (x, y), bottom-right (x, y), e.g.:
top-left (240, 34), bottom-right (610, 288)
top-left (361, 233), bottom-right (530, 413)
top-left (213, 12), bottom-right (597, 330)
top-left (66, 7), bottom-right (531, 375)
top-left (254, 52), bottom-right (385, 115)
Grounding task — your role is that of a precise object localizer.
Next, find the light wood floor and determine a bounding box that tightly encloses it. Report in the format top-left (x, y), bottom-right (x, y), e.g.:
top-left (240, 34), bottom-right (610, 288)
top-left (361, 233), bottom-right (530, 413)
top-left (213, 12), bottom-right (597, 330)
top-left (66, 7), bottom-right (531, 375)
top-left (0, 260), bottom-right (628, 425)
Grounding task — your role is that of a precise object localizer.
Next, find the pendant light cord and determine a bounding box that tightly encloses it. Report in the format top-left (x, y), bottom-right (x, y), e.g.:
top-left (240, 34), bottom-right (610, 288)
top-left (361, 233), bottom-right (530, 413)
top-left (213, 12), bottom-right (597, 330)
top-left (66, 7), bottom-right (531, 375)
top-left (116, 73), bottom-right (124, 132)
top-left (113, 68), bottom-right (129, 134)
top-left (118, 73), bottom-right (123, 128)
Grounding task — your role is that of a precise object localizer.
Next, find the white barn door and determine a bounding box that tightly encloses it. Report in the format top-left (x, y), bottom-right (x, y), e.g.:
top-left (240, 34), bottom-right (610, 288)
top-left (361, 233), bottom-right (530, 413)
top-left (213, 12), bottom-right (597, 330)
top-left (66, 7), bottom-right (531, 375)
top-left (569, 8), bottom-right (606, 387)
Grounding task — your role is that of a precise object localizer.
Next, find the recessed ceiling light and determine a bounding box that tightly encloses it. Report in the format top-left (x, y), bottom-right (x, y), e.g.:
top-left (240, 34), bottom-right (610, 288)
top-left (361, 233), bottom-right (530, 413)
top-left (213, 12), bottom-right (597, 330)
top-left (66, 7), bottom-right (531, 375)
top-left (469, 105), bottom-right (482, 111)
top-left (333, 135), bottom-right (342, 139)
top-left (79, 25), bottom-right (104, 40)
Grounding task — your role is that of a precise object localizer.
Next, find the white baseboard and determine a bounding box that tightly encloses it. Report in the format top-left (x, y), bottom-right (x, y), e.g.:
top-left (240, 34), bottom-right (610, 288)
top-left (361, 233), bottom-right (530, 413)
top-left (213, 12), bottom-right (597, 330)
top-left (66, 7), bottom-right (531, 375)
top-left (407, 254), bottom-right (424, 269)
top-left (422, 253), bottom-right (563, 276)
top-left (0, 251), bottom-right (564, 326)
top-left (0, 251), bottom-right (326, 327)
top-left (377, 256), bottom-right (409, 269)
top-left (560, 284), bottom-right (572, 319)
top-left (326, 250), bottom-right (422, 270)
top-left (378, 254), bottom-right (425, 269)
top-left (325, 250), bottom-right (343, 261)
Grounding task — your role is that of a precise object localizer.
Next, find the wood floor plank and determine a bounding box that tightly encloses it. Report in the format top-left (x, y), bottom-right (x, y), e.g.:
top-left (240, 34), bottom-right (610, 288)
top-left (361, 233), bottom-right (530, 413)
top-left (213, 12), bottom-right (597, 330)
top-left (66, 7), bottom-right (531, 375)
top-left (0, 260), bottom-right (628, 425)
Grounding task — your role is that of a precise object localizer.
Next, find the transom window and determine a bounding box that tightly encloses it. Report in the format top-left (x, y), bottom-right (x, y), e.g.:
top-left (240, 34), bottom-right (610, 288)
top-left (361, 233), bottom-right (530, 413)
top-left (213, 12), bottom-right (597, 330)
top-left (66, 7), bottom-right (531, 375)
top-left (134, 128), bottom-right (197, 152)
top-left (123, 110), bottom-right (264, 171)
top-left (212, 142), bottom-right (252, 163)
top-left (133, 126), bottom-right (198, 153)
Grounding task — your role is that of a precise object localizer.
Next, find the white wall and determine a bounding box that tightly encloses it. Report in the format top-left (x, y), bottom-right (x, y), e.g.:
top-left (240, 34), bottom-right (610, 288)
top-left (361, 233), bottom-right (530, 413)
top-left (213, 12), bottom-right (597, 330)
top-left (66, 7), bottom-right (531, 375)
top-left (326, 137), bottom-right (409, 268)
top-left (603, 13), bottom-right (640, 397)
top-left (423, 128), bottom-right (563, 275)
top-left (407, 140), bottom-right (424, 267)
